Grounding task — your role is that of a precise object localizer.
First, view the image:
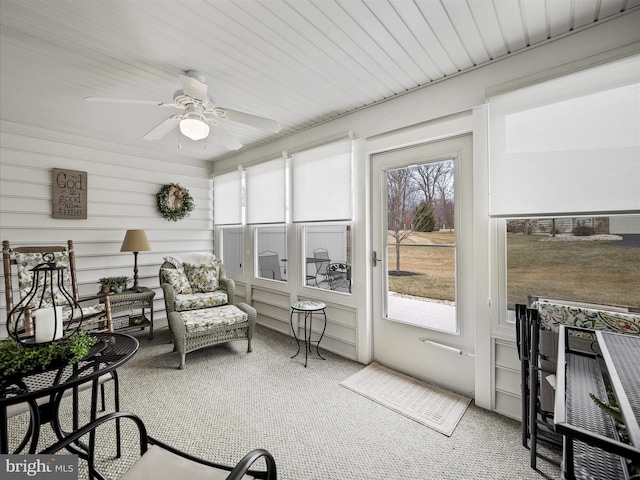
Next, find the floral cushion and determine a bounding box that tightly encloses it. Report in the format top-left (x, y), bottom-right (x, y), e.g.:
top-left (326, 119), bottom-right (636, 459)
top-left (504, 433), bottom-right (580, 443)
top-left (14, 251), bottom-right (72, 308)
top-left (181, 305), bottom-right (248, 333)
top-left (534, 301), bottom-right (640, 336)
top-left (79, 304), bottom-right (107, 316)
top-left (183, 261), bottom-right (220, 293)
top-left (174, 291), bottom-right (228, 311)
top-left (163, 256), bottom-right (184, 269)
top-left (161, 268), bottom-right (193, 294)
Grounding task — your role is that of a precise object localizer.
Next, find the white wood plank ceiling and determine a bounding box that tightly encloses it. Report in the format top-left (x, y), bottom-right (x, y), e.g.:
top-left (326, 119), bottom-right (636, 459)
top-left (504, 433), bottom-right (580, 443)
top-left (1, 0), bottom-right (638, 162)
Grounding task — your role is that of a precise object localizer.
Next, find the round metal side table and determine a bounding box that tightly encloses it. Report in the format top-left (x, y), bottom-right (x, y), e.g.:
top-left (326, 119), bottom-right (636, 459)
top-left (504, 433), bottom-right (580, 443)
top-left (289, 300), bottom-right (327, 367)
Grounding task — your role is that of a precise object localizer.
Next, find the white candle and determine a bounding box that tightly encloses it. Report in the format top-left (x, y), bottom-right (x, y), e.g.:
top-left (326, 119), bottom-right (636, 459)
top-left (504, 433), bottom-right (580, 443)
top-left (35, 306), bottom-right (63, 343)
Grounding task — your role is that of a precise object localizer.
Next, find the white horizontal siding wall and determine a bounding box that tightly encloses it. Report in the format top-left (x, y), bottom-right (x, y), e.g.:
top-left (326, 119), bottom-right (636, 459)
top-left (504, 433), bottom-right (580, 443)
top-left (0, 122), bottom-right (213, 334)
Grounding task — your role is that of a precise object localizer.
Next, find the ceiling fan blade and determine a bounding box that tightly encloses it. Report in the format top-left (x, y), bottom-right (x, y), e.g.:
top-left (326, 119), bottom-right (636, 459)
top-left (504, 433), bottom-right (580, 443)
top-left (208, 123), bottom-right (243, 150)
top-left (143, 116), bottom-right (180, 140)
top-left (84, 97), bottom-right (177, 108)
top-left (180, 73), bottom-right (208, 102)
top-left (218, 108), bottom-right (281, 133)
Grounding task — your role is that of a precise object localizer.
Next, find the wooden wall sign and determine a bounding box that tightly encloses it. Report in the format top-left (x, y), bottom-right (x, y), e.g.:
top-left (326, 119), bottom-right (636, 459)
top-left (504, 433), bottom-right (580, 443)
top-left (52, 168), bottom-right (87, 219)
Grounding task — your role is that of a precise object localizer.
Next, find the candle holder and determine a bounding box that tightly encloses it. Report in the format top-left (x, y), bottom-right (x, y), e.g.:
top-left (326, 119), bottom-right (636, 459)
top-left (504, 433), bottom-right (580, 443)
top-left (7, 252), bottom-right (84, 346)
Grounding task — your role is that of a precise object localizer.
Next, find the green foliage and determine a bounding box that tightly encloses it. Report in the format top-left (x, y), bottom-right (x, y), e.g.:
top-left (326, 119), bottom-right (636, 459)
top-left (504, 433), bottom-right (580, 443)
top-left (413, 202), bottom-right (436, 232)
top-left (99, 276), bottom-right (129, 286)
top-left (591, 389), bottom-right (640, 475)
top-left (156, 183), bottom-right (195, 222)
top-left (0, 331), bottom-right (97, 377)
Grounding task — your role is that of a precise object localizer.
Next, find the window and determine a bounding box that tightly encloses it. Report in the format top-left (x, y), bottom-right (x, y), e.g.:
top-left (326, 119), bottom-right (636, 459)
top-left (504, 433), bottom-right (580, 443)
top-left (220, 227), bottom-right (244, 275)
top-left (255, 225), bottom-right (287, 282)
top-left (488, 56), bottom-right (639, 217)
top-left (291, 138), bottom-right (352, 222)
top-left (303, 224), bottom-right (352, 293)
top-left (506, 215), bottom-right (640, 310)
top-left (488, 57), bottom-right (640, 323)
top-left (213, 170), bottom-right (242, 225)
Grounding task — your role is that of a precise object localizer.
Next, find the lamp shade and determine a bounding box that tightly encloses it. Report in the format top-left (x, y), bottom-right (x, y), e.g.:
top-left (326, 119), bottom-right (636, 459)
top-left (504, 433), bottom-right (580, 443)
top-left (120, 230), bottom-right (151, 252)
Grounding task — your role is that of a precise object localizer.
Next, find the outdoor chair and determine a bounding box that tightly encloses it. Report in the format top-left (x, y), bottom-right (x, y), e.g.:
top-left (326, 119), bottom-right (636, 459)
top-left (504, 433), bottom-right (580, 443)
top-left (515, 305), bottom-right (561, 469)
top-left (41, 411), bottom-right (277, 480)
top-left (311, 248), bottom-right (330, 286)
top-left (2, 239), bottom-right (119, 454)
top-left (326, 262), bottom-right (351, 293)
top-left (160, 254), bottom-right (256, 369)
top-left (258, 250), bottom-right (286, 281)
top-left (516, 296), bottom-right (640, 470)
top-left (2, 240), bottom-right (114, 335)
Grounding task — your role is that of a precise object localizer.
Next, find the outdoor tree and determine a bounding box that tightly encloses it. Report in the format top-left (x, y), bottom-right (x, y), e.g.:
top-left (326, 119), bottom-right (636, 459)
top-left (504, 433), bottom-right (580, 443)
top-left (412, 160), bottom-right (454, 229)
top-left (414, 202), bottom-right (436, 232)
top-left (387, 168), bottom-right (416, 272)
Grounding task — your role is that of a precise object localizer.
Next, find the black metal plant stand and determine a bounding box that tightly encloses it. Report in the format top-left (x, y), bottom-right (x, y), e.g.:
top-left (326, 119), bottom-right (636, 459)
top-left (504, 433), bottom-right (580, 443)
top-left (289, 301), bottom-right (327, 367)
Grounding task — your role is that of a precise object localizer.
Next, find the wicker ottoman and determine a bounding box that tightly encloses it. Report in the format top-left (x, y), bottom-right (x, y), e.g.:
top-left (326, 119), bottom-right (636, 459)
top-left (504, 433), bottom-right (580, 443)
top-left (167, 302), bottom-right (256, 369)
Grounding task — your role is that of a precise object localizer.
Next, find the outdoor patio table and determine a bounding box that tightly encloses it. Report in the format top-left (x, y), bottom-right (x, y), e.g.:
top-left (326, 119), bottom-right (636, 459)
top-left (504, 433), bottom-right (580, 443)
top-left (0, 332), bottom-right (139, 455)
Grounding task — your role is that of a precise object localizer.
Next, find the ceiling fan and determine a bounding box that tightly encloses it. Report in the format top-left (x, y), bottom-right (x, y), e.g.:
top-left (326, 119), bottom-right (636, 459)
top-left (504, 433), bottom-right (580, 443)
top-left (85, 70), bottom-right (281, 150)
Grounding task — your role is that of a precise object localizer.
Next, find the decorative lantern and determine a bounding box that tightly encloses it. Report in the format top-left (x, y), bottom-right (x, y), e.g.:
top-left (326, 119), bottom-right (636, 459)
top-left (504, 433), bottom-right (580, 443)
top-left (7, 252), bottom-right (83, 346)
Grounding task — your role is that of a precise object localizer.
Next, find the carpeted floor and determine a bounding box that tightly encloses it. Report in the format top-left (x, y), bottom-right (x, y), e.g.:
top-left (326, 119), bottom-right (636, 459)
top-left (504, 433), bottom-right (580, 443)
top-left (8, 320), bottom-right (562, 479)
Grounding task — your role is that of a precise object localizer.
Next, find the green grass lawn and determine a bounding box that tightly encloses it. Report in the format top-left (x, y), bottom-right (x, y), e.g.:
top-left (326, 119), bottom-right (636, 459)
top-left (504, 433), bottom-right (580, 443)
top-left (387, 231), bottom-right (455, 301)
top-left (387, 232), bottom-right (640, 308)
top-left (506, 234), bottom-right (640, 308)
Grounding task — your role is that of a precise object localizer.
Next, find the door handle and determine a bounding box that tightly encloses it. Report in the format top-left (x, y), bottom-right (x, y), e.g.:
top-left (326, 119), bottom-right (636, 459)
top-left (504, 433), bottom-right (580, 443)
top-left (371, 251), bottom-right (380, 267)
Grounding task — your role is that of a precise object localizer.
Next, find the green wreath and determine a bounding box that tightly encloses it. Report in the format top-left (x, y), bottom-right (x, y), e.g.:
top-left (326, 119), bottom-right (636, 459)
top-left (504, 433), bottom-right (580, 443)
top-left (156, 183), bottom-right (195, 222)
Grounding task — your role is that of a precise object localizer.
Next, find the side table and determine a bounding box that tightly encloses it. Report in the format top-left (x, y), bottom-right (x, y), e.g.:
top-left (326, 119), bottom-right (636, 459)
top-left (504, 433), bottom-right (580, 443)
top-left (109, 287), bottom-right (155, 339)
top-left (290, 300), bottom-right (327, 367)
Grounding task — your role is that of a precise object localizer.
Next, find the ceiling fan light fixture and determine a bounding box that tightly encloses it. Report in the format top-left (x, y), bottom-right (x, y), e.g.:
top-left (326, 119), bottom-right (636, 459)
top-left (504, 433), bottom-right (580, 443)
top-left (179, 117), bottom-right (209, 140)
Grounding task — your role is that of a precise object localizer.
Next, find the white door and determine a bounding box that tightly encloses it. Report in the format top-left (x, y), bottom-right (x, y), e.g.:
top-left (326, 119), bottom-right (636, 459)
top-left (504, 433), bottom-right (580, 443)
top-left (371, 134), bottom-right (475, 396)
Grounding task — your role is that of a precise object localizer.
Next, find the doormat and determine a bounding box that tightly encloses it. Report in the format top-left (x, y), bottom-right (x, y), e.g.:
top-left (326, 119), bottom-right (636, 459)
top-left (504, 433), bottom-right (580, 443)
top-left (340, 362), bottom-right (471, 436)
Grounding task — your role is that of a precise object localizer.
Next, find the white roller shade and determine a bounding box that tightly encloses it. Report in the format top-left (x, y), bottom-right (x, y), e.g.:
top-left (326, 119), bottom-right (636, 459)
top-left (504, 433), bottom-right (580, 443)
top-left (292, 138), bottom-right (352, 222)
top-left (489, 56), bottom-right (640, 217)
top-left (213, 170), bottom-right (242, 225)
top-left (246, 158), bottom-right (286, 224)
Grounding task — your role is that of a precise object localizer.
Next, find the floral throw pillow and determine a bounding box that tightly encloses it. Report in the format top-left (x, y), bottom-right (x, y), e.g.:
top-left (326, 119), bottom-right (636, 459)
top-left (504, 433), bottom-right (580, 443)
top-left (161, 268), bottom-right (193, 294)
top-left (183, 262), bottom-right (220, 293)
top-left (163, 256), bottom-right (184, 270)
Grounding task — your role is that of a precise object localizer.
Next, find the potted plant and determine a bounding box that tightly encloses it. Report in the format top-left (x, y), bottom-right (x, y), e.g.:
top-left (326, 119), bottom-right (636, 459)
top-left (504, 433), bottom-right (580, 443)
top-left (99, 276), bottom-right (129, 294)
top-left (0, 330), bottom-right (97, 377)
top-left (115, 276), bottom-right (130, 293)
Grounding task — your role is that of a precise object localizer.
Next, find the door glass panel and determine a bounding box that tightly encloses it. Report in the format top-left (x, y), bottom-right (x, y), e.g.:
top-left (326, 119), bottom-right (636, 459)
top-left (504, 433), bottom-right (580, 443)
top-left (385, 160), bottom-right (456, 332)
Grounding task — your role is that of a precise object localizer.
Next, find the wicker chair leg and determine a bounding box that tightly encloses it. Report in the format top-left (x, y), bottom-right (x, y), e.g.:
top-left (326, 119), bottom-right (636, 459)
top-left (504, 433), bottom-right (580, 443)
top-left (168, 312), bottom-right (186, 369)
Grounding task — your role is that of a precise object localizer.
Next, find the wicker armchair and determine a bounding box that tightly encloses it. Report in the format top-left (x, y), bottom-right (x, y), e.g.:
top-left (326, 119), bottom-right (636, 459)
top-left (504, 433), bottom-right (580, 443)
top-left (159, 254), bottom-right (256, 369)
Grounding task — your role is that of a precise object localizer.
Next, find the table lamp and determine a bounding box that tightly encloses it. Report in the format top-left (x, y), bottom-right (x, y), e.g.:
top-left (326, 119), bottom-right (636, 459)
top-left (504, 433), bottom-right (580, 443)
top-left (120, 230), bottom-right (152, 291)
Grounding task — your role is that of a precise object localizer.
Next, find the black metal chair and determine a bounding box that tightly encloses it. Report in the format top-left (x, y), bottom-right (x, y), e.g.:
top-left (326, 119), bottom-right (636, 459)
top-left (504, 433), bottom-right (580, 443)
top-left (312, 248), bottom-right (330, 286)
top-left (326, 262), bottom-right (351, 293)
top-left (258, 250), bottom-right (286, 282)
top-left (41, 412), bottom-right (277, 480)
top-left (515, 304), bottom-right (562, 470)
